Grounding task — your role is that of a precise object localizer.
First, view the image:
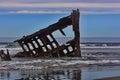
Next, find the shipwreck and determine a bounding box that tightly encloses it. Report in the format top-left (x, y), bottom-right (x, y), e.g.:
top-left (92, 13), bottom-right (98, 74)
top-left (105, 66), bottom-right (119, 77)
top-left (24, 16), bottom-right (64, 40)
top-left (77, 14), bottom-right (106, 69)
top-left (14, 9), bottom-right (81, 57)
top-left (0, 49), bottom-right (11, 61)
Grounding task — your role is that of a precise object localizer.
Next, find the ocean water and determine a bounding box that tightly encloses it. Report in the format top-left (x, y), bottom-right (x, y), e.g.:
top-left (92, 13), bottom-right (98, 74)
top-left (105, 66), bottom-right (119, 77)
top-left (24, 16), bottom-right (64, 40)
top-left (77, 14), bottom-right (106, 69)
top-left (1, 37), bottom-right (120, 43)
top-left (0, 37), bottom-right (120, 80)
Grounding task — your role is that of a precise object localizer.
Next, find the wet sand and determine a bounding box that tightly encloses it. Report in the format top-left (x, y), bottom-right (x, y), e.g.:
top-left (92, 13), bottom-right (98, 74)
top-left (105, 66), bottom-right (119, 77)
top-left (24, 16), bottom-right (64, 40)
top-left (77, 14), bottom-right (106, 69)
top-left (96, 76), bottom-right (120, 80)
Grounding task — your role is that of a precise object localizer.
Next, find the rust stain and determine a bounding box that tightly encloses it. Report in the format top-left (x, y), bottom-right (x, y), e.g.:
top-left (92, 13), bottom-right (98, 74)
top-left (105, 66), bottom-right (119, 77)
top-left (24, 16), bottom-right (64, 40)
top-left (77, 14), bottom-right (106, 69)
top-left (0, 49), bottom-right (11, 61)
top-left (14, 9), bottom-right (81, 57)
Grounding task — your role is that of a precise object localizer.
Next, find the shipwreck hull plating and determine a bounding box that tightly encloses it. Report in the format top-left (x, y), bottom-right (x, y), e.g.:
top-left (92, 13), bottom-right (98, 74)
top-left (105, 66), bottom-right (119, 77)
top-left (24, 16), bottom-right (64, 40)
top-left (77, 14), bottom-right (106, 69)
top-left (15, 9), bottom-right (81, 57)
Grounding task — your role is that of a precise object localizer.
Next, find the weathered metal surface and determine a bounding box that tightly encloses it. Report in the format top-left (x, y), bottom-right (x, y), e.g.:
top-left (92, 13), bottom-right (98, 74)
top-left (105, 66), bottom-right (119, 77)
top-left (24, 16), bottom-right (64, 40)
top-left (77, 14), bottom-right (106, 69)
top-left (0, 49), bottom-right (11, 61)
top-left (15, 9), bottom-right (81, 57)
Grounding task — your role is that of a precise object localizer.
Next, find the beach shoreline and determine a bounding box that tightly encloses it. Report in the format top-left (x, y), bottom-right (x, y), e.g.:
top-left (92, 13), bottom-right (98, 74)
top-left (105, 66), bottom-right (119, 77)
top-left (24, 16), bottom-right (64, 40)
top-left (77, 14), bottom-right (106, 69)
top-left (96, 76), bottom-right (120, 80)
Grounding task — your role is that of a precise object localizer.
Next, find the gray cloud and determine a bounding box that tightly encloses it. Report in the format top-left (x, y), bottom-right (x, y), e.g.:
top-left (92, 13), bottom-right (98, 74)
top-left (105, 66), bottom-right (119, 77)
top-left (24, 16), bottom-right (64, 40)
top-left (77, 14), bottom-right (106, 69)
top-left (0, 1), bottom-right (120, 14)
top-left (1, 10), bottom-right (120, 15)
top-left (4, 10), bottom-right (69, 14)
top-left (0, 0), bottom-right (119, 3)
top-left (0, 2), bottom-right (120, 8)
top-left (0, 0), bottom-right (80, 3)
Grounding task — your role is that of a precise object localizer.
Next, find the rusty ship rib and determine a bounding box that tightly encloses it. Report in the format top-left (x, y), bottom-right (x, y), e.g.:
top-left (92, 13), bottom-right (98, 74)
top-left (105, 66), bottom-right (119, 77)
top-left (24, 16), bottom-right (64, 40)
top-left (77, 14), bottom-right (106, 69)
top-left (14, 9), bottom-right (81, 57)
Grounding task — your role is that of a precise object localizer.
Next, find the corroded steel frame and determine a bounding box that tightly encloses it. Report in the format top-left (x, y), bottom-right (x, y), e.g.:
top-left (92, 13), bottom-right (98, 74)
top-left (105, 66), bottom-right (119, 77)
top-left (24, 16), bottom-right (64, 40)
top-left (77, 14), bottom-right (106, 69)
top-left (15, 9), bottom-right (81, 57)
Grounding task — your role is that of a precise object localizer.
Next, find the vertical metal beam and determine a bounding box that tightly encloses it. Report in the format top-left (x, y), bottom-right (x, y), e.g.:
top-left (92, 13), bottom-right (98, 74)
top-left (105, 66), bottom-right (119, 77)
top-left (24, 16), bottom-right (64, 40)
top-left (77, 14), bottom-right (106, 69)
top-left (38, 36), bottom-right (49, 51)
top-left (25, 42), bottom-right (31, 51)
top-left (49, 34), bottom-right (59, 47)
top-left (34, 37), bottom-right (41, 47)
top-left (18, 41), bottom-right (26, 52)
top-left (72, 9), bottom-right (81, 57)
top-left (30, 40), bottom-right (36, 49)
top-left (34, 38), bottom-right (44, 53)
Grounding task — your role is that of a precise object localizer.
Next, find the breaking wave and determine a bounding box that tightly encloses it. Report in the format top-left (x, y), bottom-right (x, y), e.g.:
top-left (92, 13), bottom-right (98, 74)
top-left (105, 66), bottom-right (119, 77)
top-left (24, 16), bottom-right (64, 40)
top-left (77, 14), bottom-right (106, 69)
top-left (1, 44), bottom-right (120, 70)
top-left (1, 58), bottom-right (120, 70)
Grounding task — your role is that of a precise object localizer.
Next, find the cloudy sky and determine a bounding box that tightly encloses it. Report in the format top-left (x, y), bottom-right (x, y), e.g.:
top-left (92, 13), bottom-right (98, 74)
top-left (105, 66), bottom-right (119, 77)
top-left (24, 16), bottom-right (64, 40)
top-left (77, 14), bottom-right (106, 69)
top-left (0, 0), bottom-right (120, 14)
top-left (0, 0), bottom-right (120, 38)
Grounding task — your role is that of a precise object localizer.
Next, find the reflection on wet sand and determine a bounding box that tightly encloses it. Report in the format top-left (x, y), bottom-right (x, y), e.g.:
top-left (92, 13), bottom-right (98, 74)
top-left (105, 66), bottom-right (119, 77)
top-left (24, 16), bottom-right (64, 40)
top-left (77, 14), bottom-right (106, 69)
top-left (1, 66), bottom-right (120, 80)
top-left (0, 71), bottom-right (10, 80)
top-left (0, 68), bottom-right (81, 80)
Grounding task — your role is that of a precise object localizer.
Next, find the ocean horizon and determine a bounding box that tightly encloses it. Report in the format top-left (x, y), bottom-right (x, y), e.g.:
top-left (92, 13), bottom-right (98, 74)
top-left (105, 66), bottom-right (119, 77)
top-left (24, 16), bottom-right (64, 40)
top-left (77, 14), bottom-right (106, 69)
top-left (1, 37), bottom-right (120, 43)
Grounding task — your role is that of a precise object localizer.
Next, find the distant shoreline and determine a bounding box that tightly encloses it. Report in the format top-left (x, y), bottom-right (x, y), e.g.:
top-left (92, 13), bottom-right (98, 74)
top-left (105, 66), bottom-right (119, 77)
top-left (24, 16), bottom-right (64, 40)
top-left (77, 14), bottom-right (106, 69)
top-left (2, 37), bottom-right (120, 44)
top-left (96, 76), bottom-right (120, 80)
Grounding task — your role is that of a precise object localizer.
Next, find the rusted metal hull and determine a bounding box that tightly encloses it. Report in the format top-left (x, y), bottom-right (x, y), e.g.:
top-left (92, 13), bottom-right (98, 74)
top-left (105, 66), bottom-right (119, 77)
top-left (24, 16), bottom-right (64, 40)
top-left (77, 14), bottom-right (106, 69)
top-left (0, 49), bottom-right (11, 61)
top-left (15, 9), bottom-right (81, 57)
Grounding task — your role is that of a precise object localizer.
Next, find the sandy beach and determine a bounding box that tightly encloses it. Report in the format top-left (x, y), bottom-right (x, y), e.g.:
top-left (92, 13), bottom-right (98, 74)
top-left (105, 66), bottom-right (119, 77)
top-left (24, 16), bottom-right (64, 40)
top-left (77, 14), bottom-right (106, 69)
top-left (96, 76), bottom-right (120, 80)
